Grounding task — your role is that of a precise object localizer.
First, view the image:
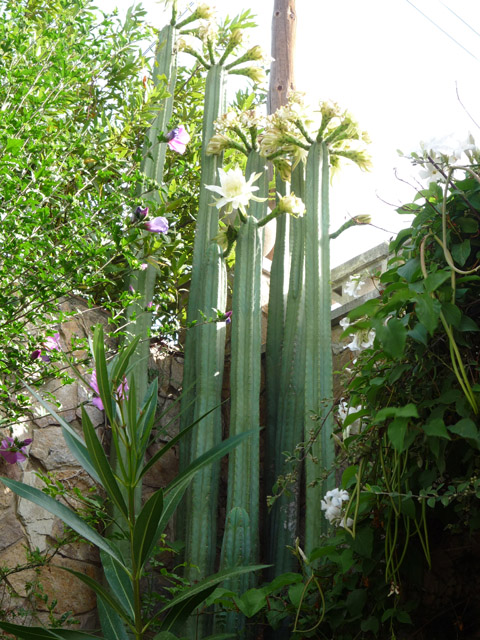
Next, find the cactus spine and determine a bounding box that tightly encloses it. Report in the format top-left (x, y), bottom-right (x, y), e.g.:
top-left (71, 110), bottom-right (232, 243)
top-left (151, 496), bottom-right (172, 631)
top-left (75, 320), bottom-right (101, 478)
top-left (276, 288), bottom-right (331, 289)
top-left (304, 141), bottom-right (335, 552)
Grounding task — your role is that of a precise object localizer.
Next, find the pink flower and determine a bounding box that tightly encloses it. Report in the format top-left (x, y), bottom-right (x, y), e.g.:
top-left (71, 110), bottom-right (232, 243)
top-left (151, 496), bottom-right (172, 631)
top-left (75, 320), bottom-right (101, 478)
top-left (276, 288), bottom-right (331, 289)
top-left (89, 370), bottom-right (129, 411)
top-left (166, 126), bottom-right (190, 154)
top-left (146, 301), bottom-right (154, 309)
top-left (31, 332), bottom-right (61, 362)
top-left (0, 436), bottom-right (33, 464)
top-left (144, 217), bottom-right (169, 233)
top-left (140, 263), bottom-right (148, 271)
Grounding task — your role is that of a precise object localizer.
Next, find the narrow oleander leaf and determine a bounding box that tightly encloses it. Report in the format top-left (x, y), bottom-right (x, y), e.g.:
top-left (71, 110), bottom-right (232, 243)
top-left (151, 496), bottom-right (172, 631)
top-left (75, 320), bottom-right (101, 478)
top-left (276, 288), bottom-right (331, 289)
top-left (100, 551), bottom-right (134, 619)
top-left (0, 622), bottom-right (101, 640)
top-left (167, 430), bottom-right (255, 492)
top-left (62, 568), bottom-right (133, 628)
top-left (93, 324), bottom-right (115, 424)
top-left (132, 488), bottom-right (164, 570)
top-left (0, 478), bottom-right (123, 564)
top-left (139, 403), bottom-right (221, 480)
top-left (81, 407), bottom-right (128, 518)
top-left (24, 383), bottom-right (101, 485)
top-left (98, 597), bottom-right (130, 640)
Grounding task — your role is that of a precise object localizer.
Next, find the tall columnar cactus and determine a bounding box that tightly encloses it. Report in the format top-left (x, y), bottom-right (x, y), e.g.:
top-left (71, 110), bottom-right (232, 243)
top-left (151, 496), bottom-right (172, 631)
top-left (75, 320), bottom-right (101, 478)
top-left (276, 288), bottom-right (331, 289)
top-left (258, 95), bottom-right (371, 557)
top-left (265, 177), bottom-right (290, 495)
top-left (175, 16), bottom-right (271, 627)
top-left (184, 242), bottom-right (227, 583)
top-left (179, 63), bottom-right (226, 469)
top-left (303, 141), bottom-right (335, 549)
top-left (125, 18), bottom-right (178, 407)
top-left (267, 165), bottom-right (306, 574)
top-left (226, 212), bottom-right (264, 568)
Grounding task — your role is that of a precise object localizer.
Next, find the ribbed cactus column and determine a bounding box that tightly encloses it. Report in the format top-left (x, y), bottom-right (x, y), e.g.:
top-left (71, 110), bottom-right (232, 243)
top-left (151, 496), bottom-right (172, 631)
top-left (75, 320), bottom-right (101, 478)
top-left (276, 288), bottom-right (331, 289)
top-left (265, 178), bottom-right (290, 495)
top-left (304, 141), bottom-right (335, 553)
top-left (125, 21), bottom-right (177, 407)
top-left (227, 212), bottom-right (263, 555)
top-left (267, 165), bottom-right (305, 575)
top-left (180, 64), bottom-right (226, 456)
top-left (183, 242), bottom-right (227, 638)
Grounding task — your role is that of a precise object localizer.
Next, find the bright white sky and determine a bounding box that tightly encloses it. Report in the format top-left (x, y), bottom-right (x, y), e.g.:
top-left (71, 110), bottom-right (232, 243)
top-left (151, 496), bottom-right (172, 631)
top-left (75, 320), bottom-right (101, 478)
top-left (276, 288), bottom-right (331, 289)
top-left (100, 0), bottom-right (480, 266)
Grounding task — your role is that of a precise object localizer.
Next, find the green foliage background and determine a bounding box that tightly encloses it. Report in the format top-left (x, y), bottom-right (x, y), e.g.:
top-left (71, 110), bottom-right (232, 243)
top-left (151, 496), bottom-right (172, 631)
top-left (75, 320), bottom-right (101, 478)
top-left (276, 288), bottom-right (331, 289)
top-left (0, 0), bottom-right (204, 421)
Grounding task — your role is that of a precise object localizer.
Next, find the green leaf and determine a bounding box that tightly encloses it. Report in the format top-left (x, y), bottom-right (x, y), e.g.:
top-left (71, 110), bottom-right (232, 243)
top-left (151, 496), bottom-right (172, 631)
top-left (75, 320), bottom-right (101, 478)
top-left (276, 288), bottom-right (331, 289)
top-left (25, 383), bottom-right (101, 485)
top-left (97, 597), bottom-right (129, 640)
top-left (347, 298), bottom-right (380, 321)
top-left (408, 322), bottom-right (428, 345)
top-left (93, 324), bottom-right (115, 425)
top-left (441, 302), bottom-right (461, 327)
top-left (387, 417), bottom-right (409, 452)
top-left (100, 551), bottom-right (134, 619)
top-left (167, 430), bottom-right (255, 492)
top-left (132, 488), bottom-right (164, 571)
top-left (458, 315), bottom-right (480, 332)
top-left (158, 565), bottom-right (268, 618)
top-left (451, 239), bottom-right (471, 266)
top-left (400, 496), bottom-right (416, 518)
top-left (375, 317), bottom-right (406, 358)
top-left (235, 588), bottom-right (267, 617)
top-left (341, 465), bottom-right (358, 489)
top-left (139, 402), bottom-right (221, 480)
top-left (81, 407), bottom-right (128, 519)
top-left (0, 623), bottom-right (100, 640)
top-left (361, 617), bottom-right (380, 634)
top-left (415, 294), bottom-right (441, 335)
top-left (397, 257), bottom-right (421, 282)
top-left (423, 417), bottom-right (450, 439)
top-left (424, 270), bottom-right (451, 293)
top-left (448, 418), bottom-right (479, 440)
top-left (0, 477), bottom-right (123, 564)
top-left (346, 588), bottom-right (367, 617)
top-left (375, 404), bottom-right (419, 421)
top-left (352, 526), bottom-right (373, 558)
top-left (62, 568), bottom-right (133, 628)
top-left (457, 216), bottom-right (479, 233)
top-left (288, 583), bottom-right (305, 608)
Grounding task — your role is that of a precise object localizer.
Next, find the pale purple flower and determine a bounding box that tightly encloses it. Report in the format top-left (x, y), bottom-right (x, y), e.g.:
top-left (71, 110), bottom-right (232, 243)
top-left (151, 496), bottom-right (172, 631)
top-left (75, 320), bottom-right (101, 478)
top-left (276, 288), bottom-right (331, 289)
top-left (146, 301), bottom-right (154, 309)
top-left (144, 217), bottom-right (169, 234)
top-left (31, 332), bottom-right (61, 362)
top-left (129, 285), bottom-right (135, 293)
top-left (140, 263), bottom-right (148, 271)
top-left (224, 310), bottom-right (232, 324)
top-left (166, 125), bottom-right (190, 154)
top-left (135, 206), bottom-right (149, 219)
top-left (0, 436), bottom-right (33, 464)
top-left (89, 370), bottom-right (129, 411)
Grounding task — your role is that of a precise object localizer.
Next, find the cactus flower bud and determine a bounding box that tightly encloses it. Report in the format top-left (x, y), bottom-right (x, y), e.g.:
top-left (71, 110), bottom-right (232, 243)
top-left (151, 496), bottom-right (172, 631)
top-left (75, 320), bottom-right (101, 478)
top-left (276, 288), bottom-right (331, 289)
top-left (196, 3), bottom-right (215, 20)
top-left (278, 192), bottom-right (305, 217)
top-left (239, 66), bottom-right (267, 85)
top-left (206, 133), bottom-right (230, 155)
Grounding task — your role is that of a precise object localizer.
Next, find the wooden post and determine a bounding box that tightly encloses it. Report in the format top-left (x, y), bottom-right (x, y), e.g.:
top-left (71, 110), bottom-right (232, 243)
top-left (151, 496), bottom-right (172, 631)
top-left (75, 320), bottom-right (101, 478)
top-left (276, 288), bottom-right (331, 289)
top-left (268, 0), bottom-right (297, 114)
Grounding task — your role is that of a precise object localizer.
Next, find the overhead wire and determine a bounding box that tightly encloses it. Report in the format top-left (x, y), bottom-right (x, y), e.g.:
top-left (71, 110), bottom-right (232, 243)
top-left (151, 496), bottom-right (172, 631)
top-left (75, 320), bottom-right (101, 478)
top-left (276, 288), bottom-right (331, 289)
top-left (438, 0), bottom-right (480, 40)
top-left (403, 0), bottom-right (480, 64)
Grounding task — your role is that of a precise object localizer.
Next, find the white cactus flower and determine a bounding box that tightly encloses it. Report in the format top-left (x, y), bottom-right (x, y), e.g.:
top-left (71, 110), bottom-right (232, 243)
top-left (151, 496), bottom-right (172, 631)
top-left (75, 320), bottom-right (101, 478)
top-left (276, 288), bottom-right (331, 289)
top-left (205, 167), bottom-right (265, 215)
